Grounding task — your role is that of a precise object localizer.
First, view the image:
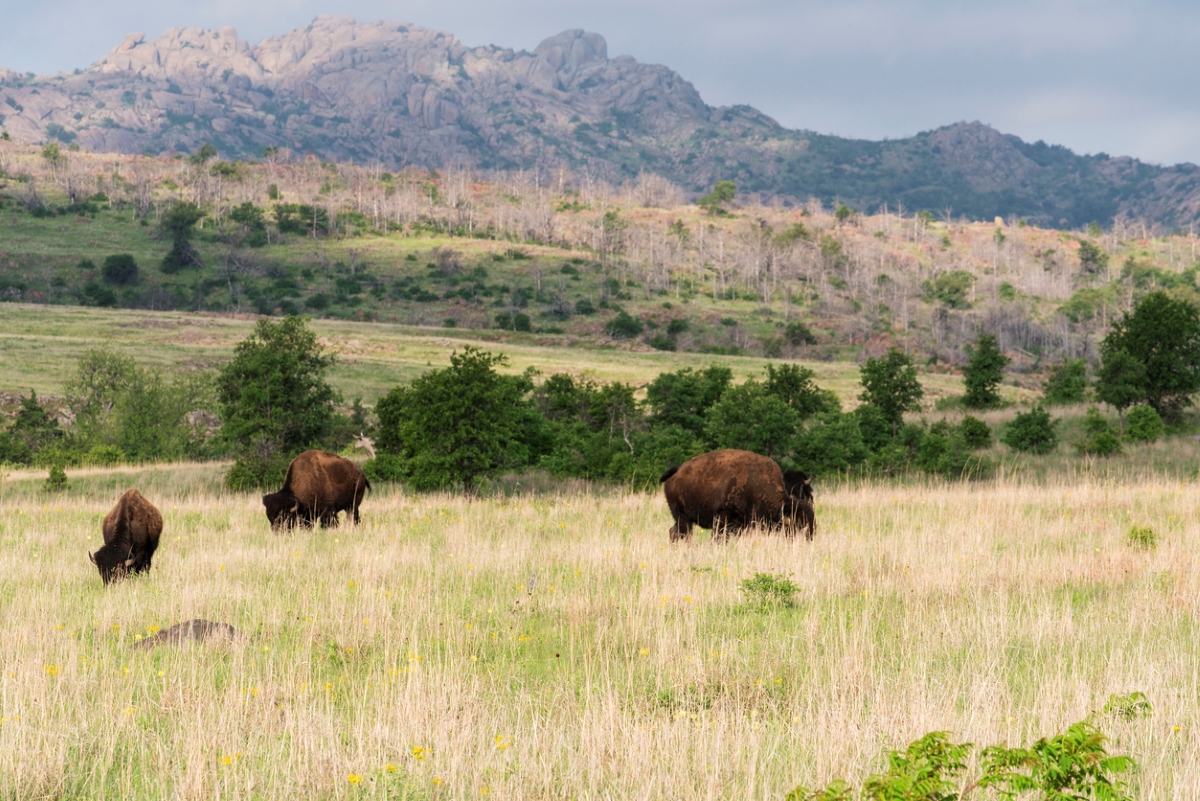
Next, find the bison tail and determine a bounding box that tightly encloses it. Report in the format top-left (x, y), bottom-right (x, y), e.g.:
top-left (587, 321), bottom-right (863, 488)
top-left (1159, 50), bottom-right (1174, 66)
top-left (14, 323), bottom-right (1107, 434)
top-left (659, 465), bottom-right (680, 484)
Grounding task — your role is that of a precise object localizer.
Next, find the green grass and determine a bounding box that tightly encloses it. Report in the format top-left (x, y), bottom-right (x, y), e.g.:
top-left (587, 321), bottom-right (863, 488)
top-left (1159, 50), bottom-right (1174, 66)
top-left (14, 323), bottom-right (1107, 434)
top-left (0, 302), bottom-right (987, 407)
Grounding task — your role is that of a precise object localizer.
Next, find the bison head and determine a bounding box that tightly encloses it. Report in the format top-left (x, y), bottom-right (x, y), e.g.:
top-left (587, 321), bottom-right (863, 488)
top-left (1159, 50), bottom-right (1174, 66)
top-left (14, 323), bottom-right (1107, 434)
top-left (90, 546), bottom-right (135, 585)
top-left (783, 470), bottom-right (813, 504)
top-left (263, 490), bottom-right (301, 530)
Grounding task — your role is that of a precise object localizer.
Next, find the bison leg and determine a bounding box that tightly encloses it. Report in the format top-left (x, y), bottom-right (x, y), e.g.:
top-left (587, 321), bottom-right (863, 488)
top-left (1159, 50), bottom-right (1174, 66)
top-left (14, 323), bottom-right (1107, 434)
top-left (669, 518), bottom-right (692, 543)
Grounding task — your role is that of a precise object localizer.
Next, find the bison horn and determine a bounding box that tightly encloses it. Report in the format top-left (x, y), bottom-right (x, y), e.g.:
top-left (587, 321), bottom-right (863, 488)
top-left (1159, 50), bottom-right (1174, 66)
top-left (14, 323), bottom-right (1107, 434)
top-left (290, 502), bottom-right (299, 513)
top-left (89, 552), bottom-right (97, 565)
top-left (123, 558), bottom-right (136, 568)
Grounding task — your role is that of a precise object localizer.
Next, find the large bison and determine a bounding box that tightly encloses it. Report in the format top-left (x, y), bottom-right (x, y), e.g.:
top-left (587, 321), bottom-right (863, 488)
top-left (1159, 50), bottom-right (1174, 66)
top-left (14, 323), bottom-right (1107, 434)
top-left (660, 449), bottom-right (815, 542)
top-left (90, 489), bottom-right (163, 584)
top-left (263, 450), bottom-right (370, 530)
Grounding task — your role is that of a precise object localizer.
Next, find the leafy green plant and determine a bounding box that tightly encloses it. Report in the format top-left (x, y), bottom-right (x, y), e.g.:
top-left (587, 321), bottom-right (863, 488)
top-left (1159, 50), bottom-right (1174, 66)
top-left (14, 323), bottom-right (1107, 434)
top-left (1001, 406), bottom-right (1058, 454)
top-left (697, 180), bottom-right (737, 215)
top-left (1043, 359), bottom-right (1088, 405)
top-left (1122, 405), bottom-right (1164, 443)
top-left (604, 311), bottom-right (643, 339)
top-left (43, 462), bottom-right (69, 492)
top-left (1101, 691), bottom-right (1152, 721)
top-left (786, 721), bottom-right (1137, 801)
top-left (978, 722), bottom-right (1135, 801)
top-left (1076, 407), bottom-right (1122, 456)
top-left (958, 416), bottom-right (992, 449)
top-left (740, 573), bottom-right (799, 608)
top-left (1126, 525), bottom-right (1157, 551)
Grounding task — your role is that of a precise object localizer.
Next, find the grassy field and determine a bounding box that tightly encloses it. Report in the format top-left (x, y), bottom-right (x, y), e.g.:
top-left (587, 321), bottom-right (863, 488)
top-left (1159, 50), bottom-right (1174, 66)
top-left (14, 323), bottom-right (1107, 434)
top-left (0, 462), bottom-right (1195, 799)
top-left (0, 302), bottom-right (1008, 409)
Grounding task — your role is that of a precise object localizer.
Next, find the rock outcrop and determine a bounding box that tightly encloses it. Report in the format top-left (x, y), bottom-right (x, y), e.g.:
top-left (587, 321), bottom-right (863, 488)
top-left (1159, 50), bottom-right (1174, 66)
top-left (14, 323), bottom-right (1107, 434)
top-left (1, 16), bottom-right (1198, 227)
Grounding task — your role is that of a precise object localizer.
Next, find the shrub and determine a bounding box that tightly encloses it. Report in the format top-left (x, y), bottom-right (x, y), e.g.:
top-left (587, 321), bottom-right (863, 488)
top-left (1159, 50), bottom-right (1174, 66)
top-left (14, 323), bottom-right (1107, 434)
top-left (1077, 406), bottom-right (1122, 456)
top-left (1123, 405), bottom-right (1164, 442)
top-left (666, 318), bottom-right (689, 335)
top-left (787, 721), bottom-right (1136, 801)
top-left (604, 311), bottom-right (644, 339)
top-left (1043, 358), bottom-right (1089, 405)
top-left (1102, 691), bottom-right (1152, 720)
top-left (958, 415), bottom-right (992, 449)
top-left (83, 444), bottom-right (124, 466)
top-left (1126, 525), bottom-right (1156, 551)
top-left (494, 312), bottom-right (532, 332)
top-left (785, 321), bottom-right (817, 346)
top-left (1001, 405), bottom-right (1057, 454)
top-left (101, 254), bottom-right (139, 285)
top-left (43, 462), bottom-right (69, 492)
top-left (574, 298), bottom-right (596, 315)
top-left (740, 573), bottom-right (798, 608)
top-left (648, 335), bottom-right (675, 351)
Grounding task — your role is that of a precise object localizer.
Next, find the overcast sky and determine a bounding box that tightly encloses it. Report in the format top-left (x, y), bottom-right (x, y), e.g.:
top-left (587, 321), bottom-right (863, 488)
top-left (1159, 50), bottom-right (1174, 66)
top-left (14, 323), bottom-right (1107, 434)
top-left (2, 0), bottom-right (1196, 165)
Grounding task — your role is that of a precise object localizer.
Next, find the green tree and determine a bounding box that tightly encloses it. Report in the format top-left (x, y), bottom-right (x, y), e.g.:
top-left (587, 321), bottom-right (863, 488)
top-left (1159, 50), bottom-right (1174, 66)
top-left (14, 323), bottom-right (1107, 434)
top-left (160, 202), bottom-right (206, 272)
top-left (645, 365), bottom-right (732, 439)
top-left (374, 347), bottom-right (541, 492)
top-left (859, 348), bottom-right (924, 437)
top-left (189, 142), bottom-right (218, 166)
top-left (1042, 359), bottom-right (1088, 405)
top-left (101, 254), bottom-right (139, 285)
top-left (1077, 239), bottom-right (1110, 275)
top-left (704, 381), bottom-right (800, 458)
top-left (0, 390), bottom-right (63, 465)
top-left (217, 316), bottom-right (338, 488)
top-left (66, 348), bottom-right (215, 464)
top-left (1001, 405), bottom-right (1058, 454)
top-left (792, 411), bottom-right (870, 476)
top-left (764, 363), bottom-right (839, 420)
top-left (1100, 291), bottom-right (1200, 422)
top-left (963, 334), bottom-right (1010, 409)
top-left (1094, 349), bottom-right (1146, 432)
top-left (697, 180), bottom-right (737, 216)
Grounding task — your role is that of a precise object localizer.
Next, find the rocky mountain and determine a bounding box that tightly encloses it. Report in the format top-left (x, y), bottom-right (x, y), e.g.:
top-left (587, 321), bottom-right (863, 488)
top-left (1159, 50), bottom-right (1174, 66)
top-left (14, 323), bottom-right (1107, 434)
top-left (3, 15), bottom-right (1199, 229)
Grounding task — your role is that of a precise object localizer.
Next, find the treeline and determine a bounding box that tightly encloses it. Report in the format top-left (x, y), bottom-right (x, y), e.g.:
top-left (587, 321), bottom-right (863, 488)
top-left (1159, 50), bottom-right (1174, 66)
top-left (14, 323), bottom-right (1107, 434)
top-left (361, 344), bottom-right (994, 491)
top-left (2, 287), bottom-right (1194, 486)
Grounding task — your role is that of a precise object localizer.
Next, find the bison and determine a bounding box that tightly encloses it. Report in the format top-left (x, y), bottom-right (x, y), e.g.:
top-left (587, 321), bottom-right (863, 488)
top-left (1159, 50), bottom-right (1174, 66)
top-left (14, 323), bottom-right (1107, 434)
top-left (660, 449), bottom-right (815, 542)
top-left (263, 450), bottom-right (370, 530)
top-left (90, 489), bottom-right (163, 584)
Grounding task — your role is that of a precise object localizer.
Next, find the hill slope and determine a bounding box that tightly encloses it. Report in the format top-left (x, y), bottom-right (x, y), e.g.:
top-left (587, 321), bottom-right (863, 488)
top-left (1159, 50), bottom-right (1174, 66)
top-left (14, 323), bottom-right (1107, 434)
top-left (2, 16), bottom-right (1200, 228)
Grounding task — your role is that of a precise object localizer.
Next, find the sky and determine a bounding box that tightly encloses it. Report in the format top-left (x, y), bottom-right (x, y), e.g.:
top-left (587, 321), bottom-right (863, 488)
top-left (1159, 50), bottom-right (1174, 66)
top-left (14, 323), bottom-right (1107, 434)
top-left (1, 0), bottom-right (1197, 166)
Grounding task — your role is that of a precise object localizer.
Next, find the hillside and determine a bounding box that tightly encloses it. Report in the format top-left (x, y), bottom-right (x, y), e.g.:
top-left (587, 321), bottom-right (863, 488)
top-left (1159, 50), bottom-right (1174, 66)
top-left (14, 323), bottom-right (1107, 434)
top-left (1, 140), bottom-right (1198, 386)
top-left (2, 16), bottom-right (1200, 228)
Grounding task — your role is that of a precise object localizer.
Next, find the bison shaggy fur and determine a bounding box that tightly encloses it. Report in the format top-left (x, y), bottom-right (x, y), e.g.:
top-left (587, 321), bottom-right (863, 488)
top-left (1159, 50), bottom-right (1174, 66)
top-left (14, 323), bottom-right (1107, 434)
top-left (263, 450), bottom-right (370, 530)
top-left (660, 449), bottom-right (815, 542)
top-left (90, 489), bottom-right (163, 584)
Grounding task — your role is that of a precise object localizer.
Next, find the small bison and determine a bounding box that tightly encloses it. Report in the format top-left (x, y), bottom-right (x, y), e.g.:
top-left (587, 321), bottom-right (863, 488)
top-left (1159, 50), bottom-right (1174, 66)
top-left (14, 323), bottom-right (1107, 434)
top-left (90, 489), bottom-right (163, 584)
top-left (660, 449), bottom-right (815, 542)
top-left (263, 450), bottom-right (370, 530)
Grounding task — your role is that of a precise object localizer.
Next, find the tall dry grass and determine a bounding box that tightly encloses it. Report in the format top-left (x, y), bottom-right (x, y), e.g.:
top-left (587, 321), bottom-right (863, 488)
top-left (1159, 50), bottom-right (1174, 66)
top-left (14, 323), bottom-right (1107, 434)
top-left (0, 465), bottom-right (1196, 799)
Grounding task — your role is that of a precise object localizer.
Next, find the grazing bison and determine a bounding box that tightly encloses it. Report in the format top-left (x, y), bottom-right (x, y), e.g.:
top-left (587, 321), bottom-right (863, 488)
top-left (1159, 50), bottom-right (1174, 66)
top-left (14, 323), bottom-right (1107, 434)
top-left (263, 450), bottom-right (370, 530)
top-left (90, 489), bottom-right (163, 584)
top-left (660, 449), bottom-right (815, 542)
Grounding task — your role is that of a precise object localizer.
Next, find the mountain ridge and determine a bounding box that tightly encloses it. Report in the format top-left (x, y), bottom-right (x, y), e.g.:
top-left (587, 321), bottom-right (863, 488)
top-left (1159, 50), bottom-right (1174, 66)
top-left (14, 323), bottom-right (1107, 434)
top-left (2, 15), bottom-right (1199, 229)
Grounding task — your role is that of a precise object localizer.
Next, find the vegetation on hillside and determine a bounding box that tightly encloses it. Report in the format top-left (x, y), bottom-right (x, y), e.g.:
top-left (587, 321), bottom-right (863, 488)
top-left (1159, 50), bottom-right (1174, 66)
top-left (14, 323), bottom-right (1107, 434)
top-left (2, 139), bottom-right (1200, 372)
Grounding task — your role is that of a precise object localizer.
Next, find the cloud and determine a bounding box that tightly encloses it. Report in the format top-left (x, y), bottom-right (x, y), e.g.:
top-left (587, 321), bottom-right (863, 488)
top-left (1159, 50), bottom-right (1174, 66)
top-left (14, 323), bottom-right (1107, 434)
top-left (2, 0), bottom-right (1199, 163)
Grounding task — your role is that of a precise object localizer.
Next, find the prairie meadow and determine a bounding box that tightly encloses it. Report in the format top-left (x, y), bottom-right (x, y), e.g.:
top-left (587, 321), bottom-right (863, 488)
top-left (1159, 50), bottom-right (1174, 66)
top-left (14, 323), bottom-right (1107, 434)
top-left (0, 463), bottom-right (1196, 799)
